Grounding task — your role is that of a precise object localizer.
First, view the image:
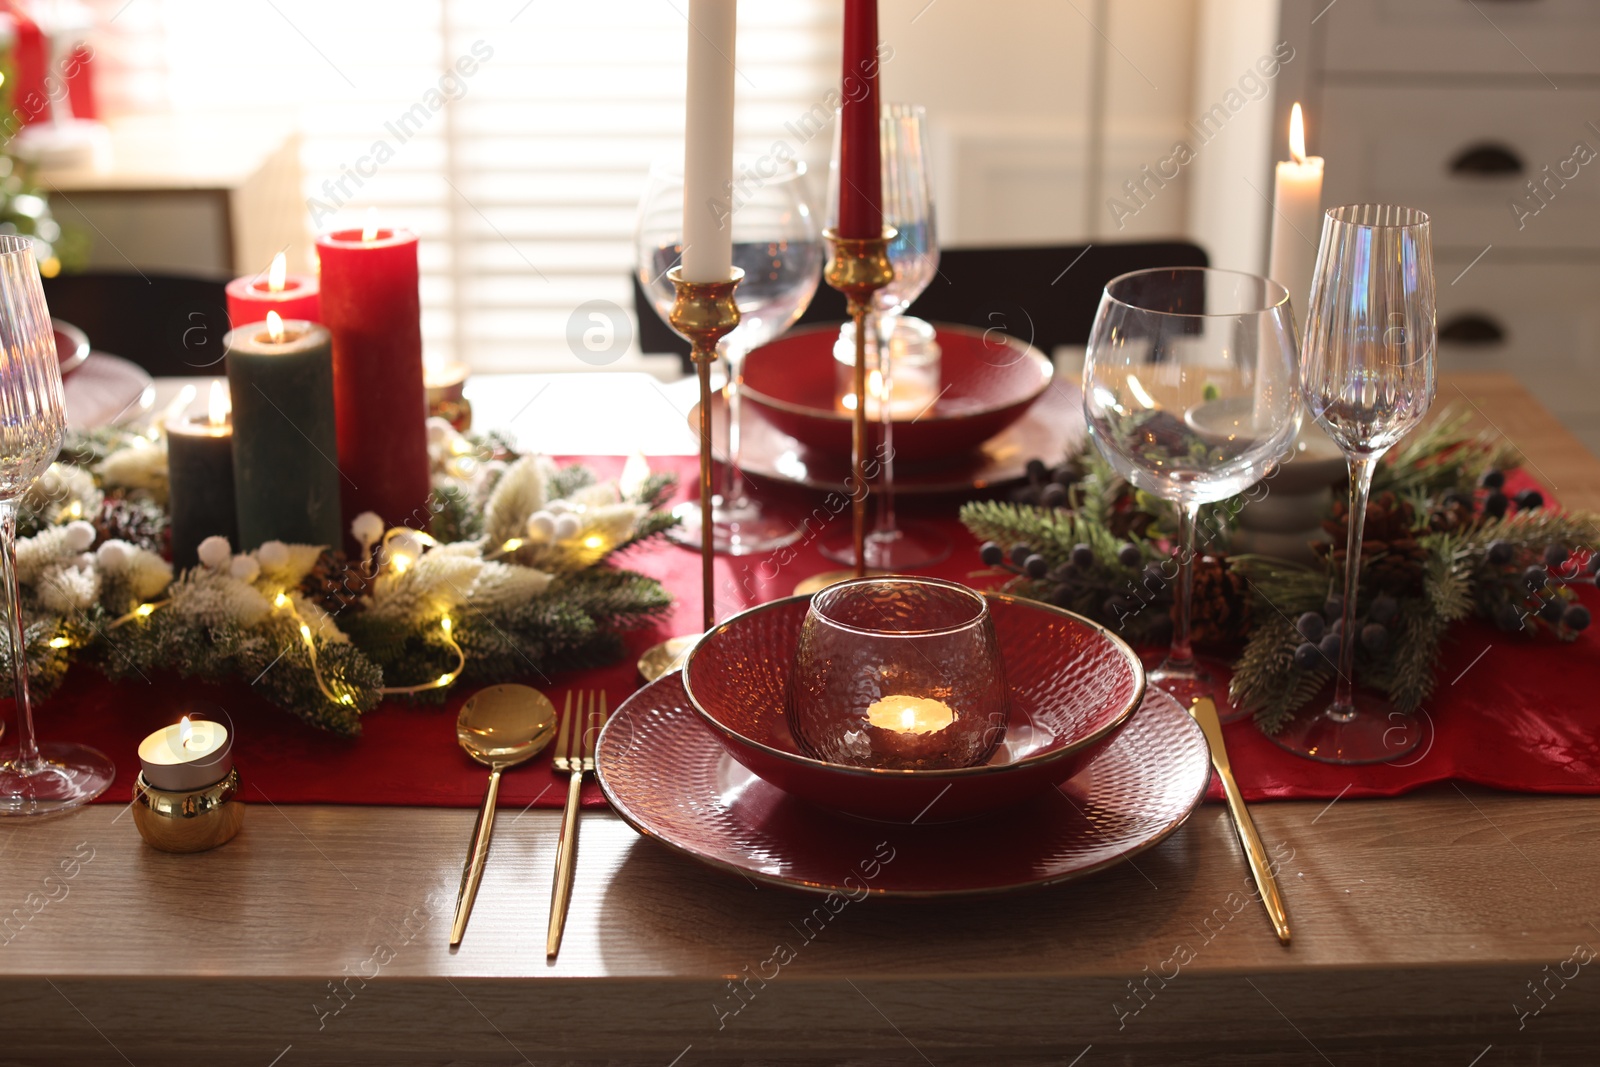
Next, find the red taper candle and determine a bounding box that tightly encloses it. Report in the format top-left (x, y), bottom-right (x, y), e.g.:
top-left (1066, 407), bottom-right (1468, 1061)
top-left (226, 252), bottom-right (321, 327)
top-left (837, 0), bottom-right (883, 238)
top-left (314, 225), bottom-right (431, 533)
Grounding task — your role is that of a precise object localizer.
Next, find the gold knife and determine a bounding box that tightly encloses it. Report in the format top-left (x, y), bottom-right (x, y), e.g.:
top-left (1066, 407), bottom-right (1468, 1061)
top-left (1188, 696), bottom-right (1291, 945)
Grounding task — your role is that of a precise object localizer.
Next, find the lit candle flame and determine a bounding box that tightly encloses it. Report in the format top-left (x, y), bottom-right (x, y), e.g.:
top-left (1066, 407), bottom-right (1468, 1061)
top-left (179, 715), bottom-right (193, 748)
top-left (266, 309), bottom-right (285, 343)
top-left (207, 380), bottom-right (229, 428)
top-left (362, 207), bottom-right (379, 242)
top-left (1289, 102), bottom-right (1307, 165)
top-left (267, 251), bottom-right (287, 293)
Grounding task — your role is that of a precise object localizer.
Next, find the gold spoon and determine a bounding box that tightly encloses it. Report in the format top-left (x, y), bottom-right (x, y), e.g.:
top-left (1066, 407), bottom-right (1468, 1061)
top-left (450, 684), bottom-right (558, 947)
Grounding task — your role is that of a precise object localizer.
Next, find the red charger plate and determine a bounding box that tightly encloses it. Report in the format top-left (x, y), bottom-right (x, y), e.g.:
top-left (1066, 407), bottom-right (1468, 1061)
top-left (595, 673), bottom-right (1209, 897)
top-left (681, 593), bottom-right (1145, 822)
top-left (740, 323), bottom-right (1053, 464)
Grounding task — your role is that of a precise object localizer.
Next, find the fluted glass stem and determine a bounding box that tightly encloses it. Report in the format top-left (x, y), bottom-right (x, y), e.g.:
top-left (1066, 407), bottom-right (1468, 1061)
top-left (0, 500), bottom-right (39, 772)
top-left (1163, 501), bottom-right (1200, 675)
top-left (870, 309), bottom-right (899, 544)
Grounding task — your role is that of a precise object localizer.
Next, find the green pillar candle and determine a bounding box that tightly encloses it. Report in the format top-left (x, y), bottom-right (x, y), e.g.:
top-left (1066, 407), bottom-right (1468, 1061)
top-left (167, 381), bottom-right (238, 570)
top-left (226, 316), bottom-right (344, 550)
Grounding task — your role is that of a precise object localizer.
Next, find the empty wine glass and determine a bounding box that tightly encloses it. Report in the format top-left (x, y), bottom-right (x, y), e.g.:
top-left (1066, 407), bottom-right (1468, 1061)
top-left (1083, 267), bottom-right (1301, 712)
top-left (637, 156), bottom-right (823, 555)
top-left (821, 102), bottom-right (948, 569)
top-left (1272, 204), bottom-right (1436, 764)
top-left (0, 234), bottom-right (115, 815)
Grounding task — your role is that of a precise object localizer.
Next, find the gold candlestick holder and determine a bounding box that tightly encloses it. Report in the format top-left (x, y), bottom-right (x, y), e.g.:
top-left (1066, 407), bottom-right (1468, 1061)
top-left (823, 227), bottom-right (895, 578)
top-left (635, 266), bottom-right (744, 683)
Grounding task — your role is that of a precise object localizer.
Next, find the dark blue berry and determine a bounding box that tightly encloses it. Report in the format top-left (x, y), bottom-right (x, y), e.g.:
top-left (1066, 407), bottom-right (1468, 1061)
top-left (1070, 543), bottom-right (1095, 569)
top-left (979, 541), bottom-right (1004, 566)
top-left (1587, 553), bottom-right (1600, 575)
top-left (1524, 564), bottom-right (1549, 591)
top-left (1495, 603), bottom-right (1523, 632)
top-left (1010, 486), bottom-right (1040, 505)
top-left (1053, 467), bottom-right (1078, 487)
top-left (1318, 632), bottom-right (1342, 661)
top-left (1480, 469), bottom-right (1505, 490)
top-left (1443, 490), bottom-right (1473, 510)
top-left (1024, 553), bottom-right (1049, 579)
top-left (1025, 458), bottom-right (1049, 482)
top-left (1539, 597), bottom-right (1566, 623)
top-left (1564, 604), bottom-right (1591, 631)
top-left (1484, 491), bottom-right (1509, 519)
top-left (1293, 642), bottom-right (1321, 670)
top-left (1117, 543), bottom-right (1142, 567)
top-left (1544, 544), bottom-right (1568, 568)
top-left (1010, 543), bottom-right (1032, 567)
top-left (1296, 612), bottom-right (1324, 642)
top-left (1369, 594), bottom-right (1399, 624)
top-left (1323, 595), bottom-right (1344, 621)
top-left (1360, 622), bottom-right (1389, 653)
top-left (1142, 563), bottom-right (1167, 587)
top-left (1487, 540), bottom-right (1514, 565)
top-left (1041, 483), bottom-right (1068, 508)
top-left (1516, 489), bottom-right (1545, 510)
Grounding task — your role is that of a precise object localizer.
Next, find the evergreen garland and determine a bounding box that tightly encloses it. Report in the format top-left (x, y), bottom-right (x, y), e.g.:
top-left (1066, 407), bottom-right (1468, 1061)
top-left (1, 420), bottom-right (679, 736)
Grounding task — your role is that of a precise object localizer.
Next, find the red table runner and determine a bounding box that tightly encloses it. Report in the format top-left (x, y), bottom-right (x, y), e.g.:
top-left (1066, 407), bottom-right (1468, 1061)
top-left (36, 455), bottom-right (1600, 808)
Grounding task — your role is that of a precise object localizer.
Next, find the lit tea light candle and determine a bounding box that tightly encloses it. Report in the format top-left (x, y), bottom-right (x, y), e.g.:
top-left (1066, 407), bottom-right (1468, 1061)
top-left (866, 694), bottom-right (955, 734)
top-left (138, 716), bottom-right (233, 792)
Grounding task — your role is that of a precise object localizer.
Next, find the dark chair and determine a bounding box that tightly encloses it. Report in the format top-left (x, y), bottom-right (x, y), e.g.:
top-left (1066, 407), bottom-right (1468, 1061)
top-left (634, 241), bottom-right (1209, 374)
top-left (42, 271), bottom-right (233, 378)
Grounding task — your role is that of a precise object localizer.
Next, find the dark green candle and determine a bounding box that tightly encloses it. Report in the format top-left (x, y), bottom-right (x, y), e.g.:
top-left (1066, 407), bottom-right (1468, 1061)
top-left (167, 382), bottom-right (238, 569)
top-left (226, 316), bottom-right (343, 550)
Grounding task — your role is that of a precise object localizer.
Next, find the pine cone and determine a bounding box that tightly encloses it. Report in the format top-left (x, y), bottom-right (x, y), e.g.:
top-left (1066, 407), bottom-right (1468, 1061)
top-left (1181, 553), bottom-right (1253, 646)
top-left (95, 494), bottom-right (168, 555)
top-left (1314, 491), bottom-right (1427, 595)
top-left (298, 550), bottom-right (367, 617)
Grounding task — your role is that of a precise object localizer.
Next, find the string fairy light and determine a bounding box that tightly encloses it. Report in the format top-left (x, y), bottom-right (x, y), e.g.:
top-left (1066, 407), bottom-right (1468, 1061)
top-left (377, 614), bottom-right (466, 696)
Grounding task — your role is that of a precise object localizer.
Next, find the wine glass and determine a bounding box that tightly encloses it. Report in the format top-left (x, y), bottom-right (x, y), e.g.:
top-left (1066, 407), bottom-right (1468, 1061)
top-left (0, 234), bottom-right (115, 815)
top-left (1083, 267), bottom-right (1301, 712)
top-left (1272, 204), bottom-right (1435, 764)
top-left (636, 156), bottom-right (823, 555)
top-left (821, 102), bottom-right (948, 569)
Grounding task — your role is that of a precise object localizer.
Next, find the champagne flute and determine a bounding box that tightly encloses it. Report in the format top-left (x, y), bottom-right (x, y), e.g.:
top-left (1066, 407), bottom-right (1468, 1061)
top-left (637, 156), bottom-right (823, 555)
top-left (1083, 268), bottom-right (1301, 710)
top-left (1272, 204), bottom-right (1435, 764)
top-left (821, 102), bottom-right (948, 569)
top-left (0, 235), bottom-right (115, 815)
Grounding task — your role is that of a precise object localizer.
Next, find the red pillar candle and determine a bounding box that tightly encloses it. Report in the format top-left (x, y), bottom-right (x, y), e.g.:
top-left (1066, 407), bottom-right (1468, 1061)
top-left (314, 224), bottom-right (431, 532)
top-left (837, 0), bottom-right (883, 238)
top-left (226, 252), bottom-right (321, 327)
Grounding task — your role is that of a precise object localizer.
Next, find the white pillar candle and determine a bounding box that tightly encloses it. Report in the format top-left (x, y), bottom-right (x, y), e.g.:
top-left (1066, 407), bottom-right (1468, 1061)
top-left (680, 0), bottom-right (737, 282)
top-left (139, 717), bottom-right (233, 792)
top-left (1269, 103), bottom-right (1325, 320)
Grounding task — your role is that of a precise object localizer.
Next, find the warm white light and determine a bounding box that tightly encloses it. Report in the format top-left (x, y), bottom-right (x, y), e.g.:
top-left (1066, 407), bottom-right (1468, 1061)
top-left (266, 310), bottom-right (285, 343)
top-left (362, 207), bottom-right (379, 242)
top-left (267, 251), bottom-right (287, 293)
top-left (207, 380), bottom-right (229, 428)
top-left (440, 616), bottom-right (453, 635)
top-left (1125, 373), bottom-right (1158, 410)
top-left (179, 716), bottom-right (194, 748)
top-left (1289, 102), bottom-right (1307, 165)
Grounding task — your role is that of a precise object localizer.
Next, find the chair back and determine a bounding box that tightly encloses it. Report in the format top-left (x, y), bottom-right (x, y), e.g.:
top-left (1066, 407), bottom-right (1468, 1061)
top-left (42, 271), bottom-right (232, 377)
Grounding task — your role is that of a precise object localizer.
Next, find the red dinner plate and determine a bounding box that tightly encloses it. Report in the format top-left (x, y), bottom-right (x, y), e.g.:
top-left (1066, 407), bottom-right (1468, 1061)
top-left (595, 674), bottom-right (1210, 897)
top-left (741, 323), bottom-right (1054, 464)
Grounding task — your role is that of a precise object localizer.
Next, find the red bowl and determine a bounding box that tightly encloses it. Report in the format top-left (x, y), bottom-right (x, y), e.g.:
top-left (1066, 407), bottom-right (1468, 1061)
top-left (681, 592), bottom-right (1145, 822)
top-left (53, 319), bottom-right (90, 378)
top-left (740, 322), bottom-right (1053, 464)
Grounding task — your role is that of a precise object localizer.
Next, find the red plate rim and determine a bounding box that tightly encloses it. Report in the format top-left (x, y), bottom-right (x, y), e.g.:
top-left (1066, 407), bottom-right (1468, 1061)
top-left (594, 677), bottom-right (1210, 898)
top-left (739, 322), bottom-right (1054, 425)
top-left (680, 591), bottom-right (1147, 783)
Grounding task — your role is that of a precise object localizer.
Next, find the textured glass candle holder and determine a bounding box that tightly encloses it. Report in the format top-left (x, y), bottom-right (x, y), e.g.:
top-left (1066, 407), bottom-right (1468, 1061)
top-left (786, 576), bottom-right (1007, 770)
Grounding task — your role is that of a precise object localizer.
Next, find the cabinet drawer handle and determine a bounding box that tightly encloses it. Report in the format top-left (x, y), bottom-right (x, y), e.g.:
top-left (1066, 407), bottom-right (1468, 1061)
top-left (1449, 143), bottom-right (1524, 176)
top-left (1440, 313), bottom-right (1506, 345)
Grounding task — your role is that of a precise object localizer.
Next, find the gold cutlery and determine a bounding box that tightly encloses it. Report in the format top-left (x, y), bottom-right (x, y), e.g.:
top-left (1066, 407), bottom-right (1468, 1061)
top-left (449, 684), bottom-right (557, 947)
top-left (546, 689), bottom-right (608, 958)
top-left (1189, 696), bottom-right (1291, 945)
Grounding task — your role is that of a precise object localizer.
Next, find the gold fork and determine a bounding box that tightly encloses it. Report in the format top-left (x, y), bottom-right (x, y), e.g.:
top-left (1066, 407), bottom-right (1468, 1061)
top-left (546, 689), bottom-right (607, 958)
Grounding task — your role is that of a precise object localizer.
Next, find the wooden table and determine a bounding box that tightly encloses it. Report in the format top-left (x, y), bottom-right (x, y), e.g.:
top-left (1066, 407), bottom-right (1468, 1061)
top-left (2, 374), bottom-right (1597, 1067)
